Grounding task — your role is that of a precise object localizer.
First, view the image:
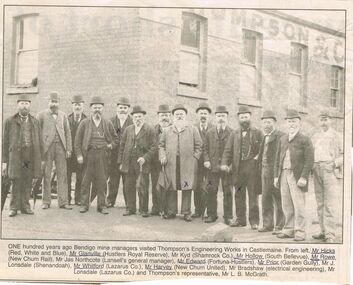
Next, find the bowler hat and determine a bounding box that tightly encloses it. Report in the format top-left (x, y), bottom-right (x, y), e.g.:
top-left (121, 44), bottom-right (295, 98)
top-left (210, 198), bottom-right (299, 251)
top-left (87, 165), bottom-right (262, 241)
top-left (90, 96), bottom-right (104, 106)
top-left (237, 105), bottom-right (251, 115)
top-left (71, 95), bottom-right (84, 103)
top-left (17, 94), bottom-right (31, 103)
top-left (131, 105), bottom-right (146, 115)
top-left (49, 91), bottom-right (59, 101)
top-left (261, 110), bottom-right (277, 121)
top-left (319, 109), bottom-right (331, 118)
top-left (214, 105), bottom-right (229, 114)
top-left (196, 102), bottom-right (212, 113)
top-left (157, 104), bottom-right (171, 113)
top-left (172, 104), bottom-right (188, 114)
top-left (117, 97), bottom-right (131, 107)
top-left (285, 109), bottom-right (301, 120)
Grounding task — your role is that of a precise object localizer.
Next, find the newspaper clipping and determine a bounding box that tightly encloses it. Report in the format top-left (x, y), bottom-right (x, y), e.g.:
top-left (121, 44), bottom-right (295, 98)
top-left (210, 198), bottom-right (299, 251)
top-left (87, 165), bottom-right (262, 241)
top-left (0, 0), bottom-right (352, 283)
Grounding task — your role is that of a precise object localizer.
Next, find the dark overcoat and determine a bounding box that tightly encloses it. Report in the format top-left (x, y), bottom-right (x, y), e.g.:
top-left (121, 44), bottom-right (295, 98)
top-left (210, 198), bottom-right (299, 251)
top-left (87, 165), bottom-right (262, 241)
top-left (67, 112), bottom-right (87, 168)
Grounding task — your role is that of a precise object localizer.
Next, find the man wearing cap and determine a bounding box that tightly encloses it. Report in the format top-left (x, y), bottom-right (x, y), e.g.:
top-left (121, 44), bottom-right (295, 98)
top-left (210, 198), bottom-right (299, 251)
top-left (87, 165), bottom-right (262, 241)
top-left (118, 106), bottom-right (157, 217)
top-left (37, 92), bottom-right (72, 210)
top-left (311, 110), bottom-right (343, 243)
top-left (203, 106), bottom-right (234, 225)
top-left (75, 96), bottom-right (119, 214)
top-left (257, 110), bottom-right (285, 234)
top-left (193, 102), bottom-right (213, 218)
top-left (159, 104), bottom-right (202, 222)
top-left (150, 104), bottom-right (172, 215)
top-left (221, 105), bottom-right (263, 229)
top-left (2, 95), bottom-right (43, 217)
top-left (106, 97), bottom-right (133, 208)
top-left (67, 95), bottom-right (87, 205)
top-left (274, 109), bottom-right (314, 241)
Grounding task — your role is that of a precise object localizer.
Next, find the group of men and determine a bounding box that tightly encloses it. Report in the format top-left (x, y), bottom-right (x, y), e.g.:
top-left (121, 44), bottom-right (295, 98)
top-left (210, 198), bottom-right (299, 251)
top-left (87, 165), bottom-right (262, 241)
top-left (2, 91), bottom-right (343, 242)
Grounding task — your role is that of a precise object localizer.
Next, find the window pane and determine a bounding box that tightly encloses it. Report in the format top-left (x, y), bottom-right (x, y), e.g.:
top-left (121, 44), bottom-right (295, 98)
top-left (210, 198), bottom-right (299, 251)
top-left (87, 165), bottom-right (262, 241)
top-left (17, 50), bottom-right (38, 84)
top-left (181, 16), bottom-right (200, 48)
top-left (179, 51), bottom-right (200, 86)
top-left (22, 16), bottom-right (38, 50)
top-left (243, 32), bottom-right (256, 64)
top-left (240, 64), bottom-right (256, 98)
top-left (291, 45), bottom-right (302, 74)
top-left (331, 89), bottom-right (337, 108)
top-left (288, 73), bottom-right (301, 106)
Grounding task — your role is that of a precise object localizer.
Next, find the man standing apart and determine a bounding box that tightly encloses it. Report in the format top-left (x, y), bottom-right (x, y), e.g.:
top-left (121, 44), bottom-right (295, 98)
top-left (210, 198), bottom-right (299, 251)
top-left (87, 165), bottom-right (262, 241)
top-left (67, 95), bottom-right (87, 205)
top-left (257, 110), bottom-right (285, 234)
top-left (37, 92), bottom-right (72, 210)
top-left (3, 95), bottom-right (43, 217)
top-left (150, 104), bottom-right (172, 215)
top-left (193, 102), bottom-right (213, 218)
top-left (311, 110), bottom-right (343, 243)
top-left (106, 97), bottom-right (133, 208)
top-left (203, 106), bottom-right (233, 225)
top-left (159, 104), bottom-right (202, 222)
top-left (274, 109), bottom-right (314, 241)
top-left (75, 96), bottom-right (119, 214)
top-left (118, 106), bottom-right (157, 217)
top-left (221, 105), bottom-right (263, 229)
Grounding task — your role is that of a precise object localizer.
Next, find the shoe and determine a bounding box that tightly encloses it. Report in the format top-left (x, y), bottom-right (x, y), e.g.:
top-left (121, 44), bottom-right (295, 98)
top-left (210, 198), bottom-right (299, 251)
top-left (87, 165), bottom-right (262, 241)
top-left (191, 213), bottom-right (201, 218)
top-left (150, 211), bottom-right (160, 216)
top-left (80, 207), bottom-right (88, 213)
top-left (184, 214), bottom-right (192, 222)
top-left (42, 204), bottom-right (50, 210)
top-left (75, 202), bottom-right (81, 206)
top-left (204, 216), bottom-right (217, 223)
top-left (224, 219), bottom-right (231, 225)
top-left (22, 209), bottom-right (34, 215)
top-left (9, 210), bottom-right (17, 217)
top-left (98, 208), bottom-right (109, 215)
top-left (258, 227), bottom-right (273, 232)
top-left (251, 224), bottom-right (259, 230)
top-left (232, 220), bottom-right (246, 227)
top-left (325, 237), bottom-right (335, 243)
top-left (162, 214), bottom-right (176, 219)
top-left (106, 203), bottom-right (114, 208)
top-left (123, 211), bottom-right (135, 216)
top-left (312, 233), bottom-right (326, 240)
top-left (272, 230), bottom-right (282, 235)
top-left (277, 233), bottom-right (294, 239)
top-left (141, 213), bottom-right (150, 218)
top-left (60, 205), bottom-right (73, 210)
top-left (294, 236), bottom-right (305, 242)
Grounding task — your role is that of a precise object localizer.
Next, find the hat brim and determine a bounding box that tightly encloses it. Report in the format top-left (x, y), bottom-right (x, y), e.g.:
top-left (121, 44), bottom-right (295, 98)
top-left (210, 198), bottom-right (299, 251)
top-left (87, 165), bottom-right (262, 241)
top-left (117, 103), bottom-right (130, 107)
top-left (196, 107), bottom-right (212, 113)
top-left (237, 111), bottom-right (251, 115)
top-left (172, 108), bottom-right (188, 114)
top-left (72, 101), bottom-right (84, 103)
top-left (285, 116), bottom-right (301, 120)
top-left (215, 111), bottom-right (229, 114)
top-left (261, 116), bottom-right (276, 121)
top-left (90, 103), bottom-right (104, 106)
top-left (131, 111), bottom-right (146, 115)
top-left (157, 111), bottom-right (171, 114)
top-left (17, 99), bottom-right (31, 103)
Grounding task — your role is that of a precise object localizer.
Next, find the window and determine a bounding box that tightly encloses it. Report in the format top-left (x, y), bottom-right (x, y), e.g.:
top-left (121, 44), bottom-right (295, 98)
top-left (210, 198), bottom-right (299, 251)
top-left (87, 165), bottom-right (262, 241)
top-left (239, 29), bottom-right (263, 101)
top-left (179, 12), bottom-right (207, 90)
top-left (330, 66), bottom-right (343, 109)
top-left (289, 43), bottom-right (308, 107)
top-left (13, 14), bottom-right (38, 86)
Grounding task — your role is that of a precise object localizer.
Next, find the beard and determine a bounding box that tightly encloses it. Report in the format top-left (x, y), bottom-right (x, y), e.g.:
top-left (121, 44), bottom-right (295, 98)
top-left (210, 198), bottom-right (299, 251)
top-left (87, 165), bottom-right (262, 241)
top-left (19, 108), bottom-right (29, 116)
top-left (240, 121), bottom-right (250, 129)
top-left (264, 126), bottom-right (273, 134)
top-left (93, 111), bottom-right (101, 119)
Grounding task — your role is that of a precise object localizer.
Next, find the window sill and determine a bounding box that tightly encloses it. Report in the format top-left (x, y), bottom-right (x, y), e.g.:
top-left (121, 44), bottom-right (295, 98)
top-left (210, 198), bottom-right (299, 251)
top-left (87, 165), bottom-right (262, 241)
top-left (241, 61), bottom-right (256, 68)
top-left (238, 97), bottom-right (262, 108)
top-left (177, 84), bottom-right (207, 100)
top-left (329, 108), bottom-right (344, 119)
top-left (6, 86), bottom-right (38, 95)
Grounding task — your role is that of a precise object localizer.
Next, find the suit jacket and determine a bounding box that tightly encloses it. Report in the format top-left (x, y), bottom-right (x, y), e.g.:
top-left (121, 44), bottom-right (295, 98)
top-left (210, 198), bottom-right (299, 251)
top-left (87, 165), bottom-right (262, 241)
top-left (204, 125), bottom-right (233, 173)
top-left (194, 122), bottom-right (213, 164)
top-left (68, 113), bottom-right (87, 165)
top-left (274, 131), bottom-right (314, 192)
top-left (118, 123), bottom-right (157, 174)
top-left (74, 116), bottom-right (119, 161)
top-left (109, 115), bottom-right (133, 165)
top-left (221, 126), bottom-right (263, 184)
top-left (152, 123), bottom-right (172, 165)
top-left (2, 113), bottom-right (43, 179)
top-left (37, 109), bottom-right (72, 155)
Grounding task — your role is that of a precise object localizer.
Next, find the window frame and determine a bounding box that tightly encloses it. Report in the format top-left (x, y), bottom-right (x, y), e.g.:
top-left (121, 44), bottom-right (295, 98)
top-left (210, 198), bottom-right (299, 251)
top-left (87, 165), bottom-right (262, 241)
top-left (330, 65), bottom-right (343, 110)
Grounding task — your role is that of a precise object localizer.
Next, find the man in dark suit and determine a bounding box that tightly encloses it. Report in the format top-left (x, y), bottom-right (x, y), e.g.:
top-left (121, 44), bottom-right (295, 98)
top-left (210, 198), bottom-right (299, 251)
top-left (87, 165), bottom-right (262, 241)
top-left (193, 102), bottom-right (213, 218)
top-left (221, 105), bottom-right (263, 229)
top-left (203, 106), bottom-right (234, 225)
top-left (274, 109), bottom-right (314, 241)
top-left (118, 106), bottom-right (157, 217)
top-left (67, 95), bottom-right (87, 205)
top-left (2, 94), bottom-right (43, 217)
top-left (75, 96), bottom-right (119, 214)
top-left (150, 104), bottom-right (172, 215)
top-left (106, 97), bottom-right (133, 208)
top-left (257, 110), bottom-right (284, 234)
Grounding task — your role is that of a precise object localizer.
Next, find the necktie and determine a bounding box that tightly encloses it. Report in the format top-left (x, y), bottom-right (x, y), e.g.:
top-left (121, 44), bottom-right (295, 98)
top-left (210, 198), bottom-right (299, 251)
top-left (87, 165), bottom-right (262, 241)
top-left (75, 114), bottom-right (80, 123)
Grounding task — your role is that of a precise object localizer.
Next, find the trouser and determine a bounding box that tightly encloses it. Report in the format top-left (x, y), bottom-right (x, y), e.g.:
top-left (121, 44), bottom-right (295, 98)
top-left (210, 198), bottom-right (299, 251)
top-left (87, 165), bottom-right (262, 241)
top-left (194, 162), bottom-right (207, 215)
top-left (106, 162), bottom-right (126, 207)
top-left (10, 146), bottom-right (33, 212)
top-left (234, 159), bottom-right (259, 226)
top-left (261, 165), bottom-right (284, 230)
top-left (313, 162), bottom-right (337, 239)
top-left (206, 171), bottom-right (233, 219)
top-left (125, 159), bottom-right (149, 214)
top-left (81, 148), bottom-right (108, 210)
top-left (43, 142), bottom-right (68, 207)
top-left (165, 190), bottom-right (192, 215)
top-left (67, 159), bottom-right (83, 205)
top-left (150, 161), bottom-right (161, 213)
top-left (280, 169), bottom-right (306, 239)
